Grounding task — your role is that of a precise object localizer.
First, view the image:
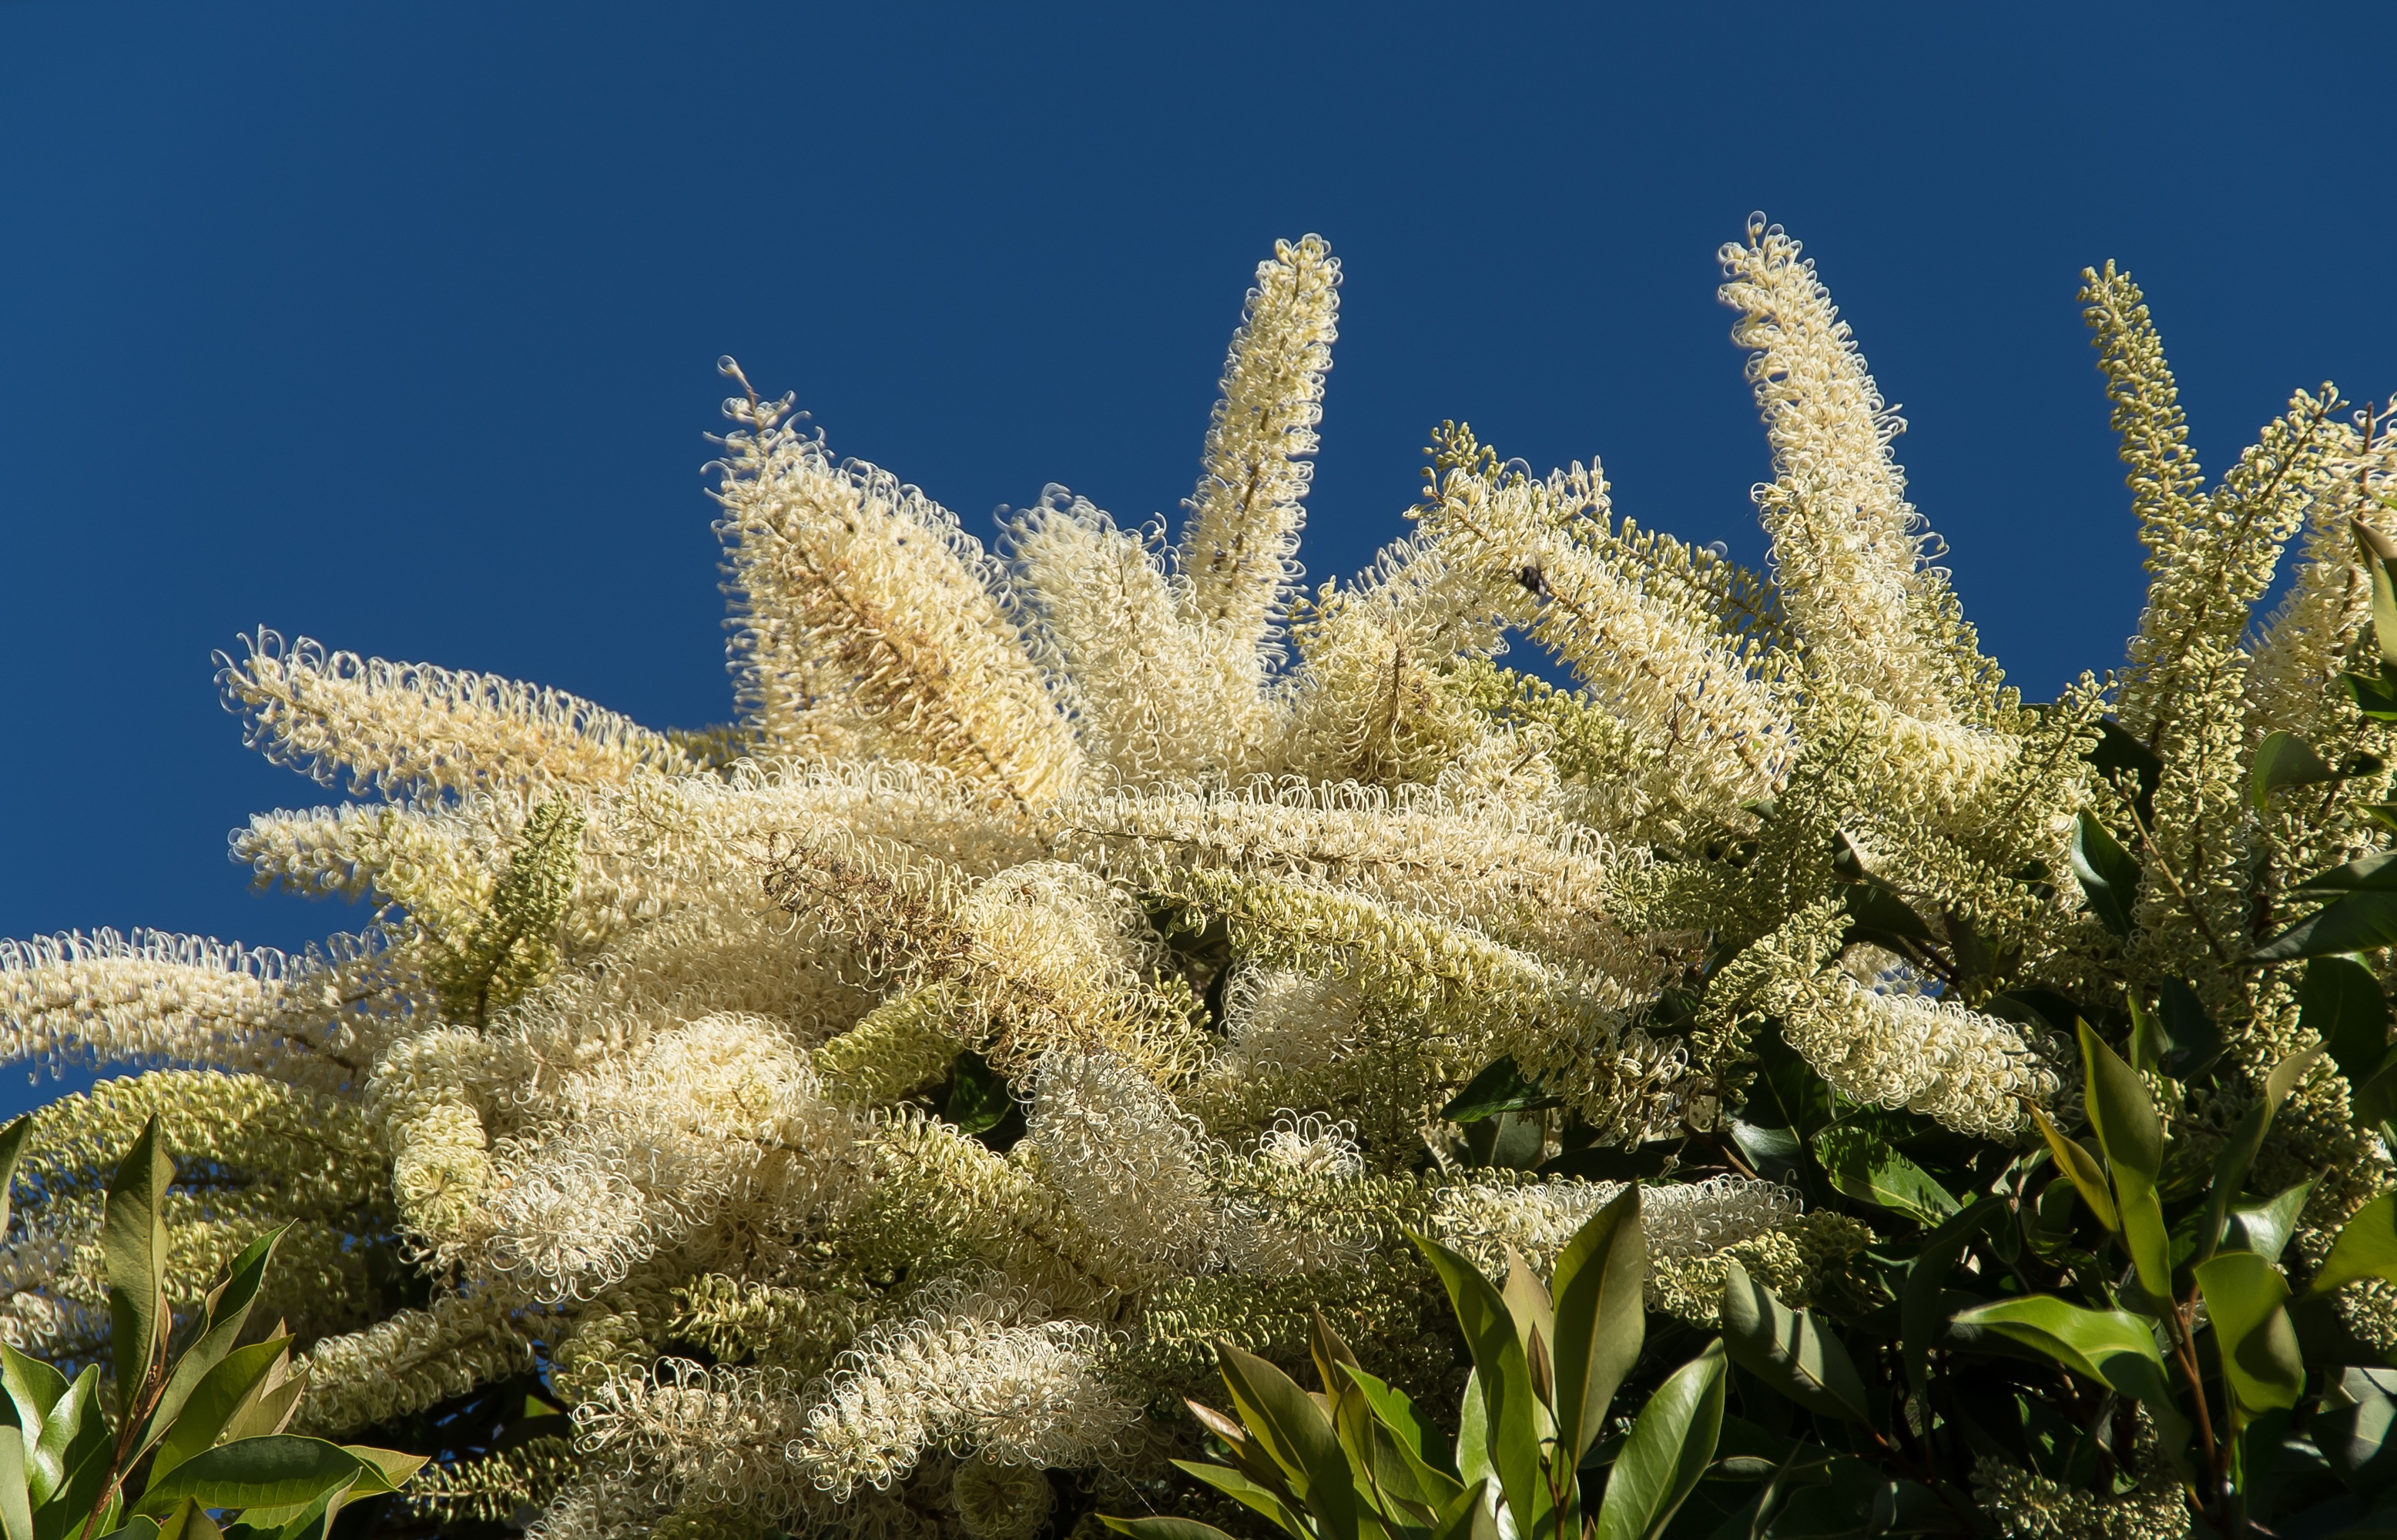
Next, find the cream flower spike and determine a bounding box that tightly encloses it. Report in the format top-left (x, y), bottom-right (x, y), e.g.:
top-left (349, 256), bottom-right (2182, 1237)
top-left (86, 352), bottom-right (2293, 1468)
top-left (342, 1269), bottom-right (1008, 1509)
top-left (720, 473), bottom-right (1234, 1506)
top-left (1719, 217), bottom-right (1977, 723)
top-left (1178, 233), bottom-right (1340, 663)
top-left (217, 629), bottom-right (688, 797)
top-left (713, 369), bottom-right (1082, 808)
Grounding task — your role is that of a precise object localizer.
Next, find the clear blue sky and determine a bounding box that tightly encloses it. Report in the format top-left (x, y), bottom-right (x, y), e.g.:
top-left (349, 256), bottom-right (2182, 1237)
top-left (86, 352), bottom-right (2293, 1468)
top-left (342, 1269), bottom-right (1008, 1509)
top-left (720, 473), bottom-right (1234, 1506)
top-left (1, 5), bottom-right (2390, 1110)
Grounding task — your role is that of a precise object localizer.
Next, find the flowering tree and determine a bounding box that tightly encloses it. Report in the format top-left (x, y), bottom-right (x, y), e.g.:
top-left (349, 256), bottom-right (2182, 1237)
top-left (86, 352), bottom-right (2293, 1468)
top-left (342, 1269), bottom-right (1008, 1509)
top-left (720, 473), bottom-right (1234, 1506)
top-left (2, 217), bottom-right (2393, 1540)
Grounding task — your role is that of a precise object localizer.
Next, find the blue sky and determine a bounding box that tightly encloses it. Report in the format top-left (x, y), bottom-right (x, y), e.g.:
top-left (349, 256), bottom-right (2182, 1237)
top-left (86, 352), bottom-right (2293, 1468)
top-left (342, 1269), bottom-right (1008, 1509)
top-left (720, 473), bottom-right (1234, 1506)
top-left (1, 4), bottom-right (2391, 1110)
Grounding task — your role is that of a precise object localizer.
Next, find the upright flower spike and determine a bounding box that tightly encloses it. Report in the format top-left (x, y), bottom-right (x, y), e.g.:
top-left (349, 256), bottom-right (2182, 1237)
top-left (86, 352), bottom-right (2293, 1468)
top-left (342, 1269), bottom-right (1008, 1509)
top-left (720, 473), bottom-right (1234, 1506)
top-left (1178, 234), bottom-right (1340, 665)
top-left (2246, 420), bottom-right (2392, 745)
top-left (1719, 217), bottom-right (1985, 723)
top-left (2089, 262), bottom-right (2346, 745)
top-left (1006, 490), bottom-right (1259, 783)
top-left (712, 377), bottom-right (1083, 808)
top-left (1417, 435), bottom-right (1795, 835)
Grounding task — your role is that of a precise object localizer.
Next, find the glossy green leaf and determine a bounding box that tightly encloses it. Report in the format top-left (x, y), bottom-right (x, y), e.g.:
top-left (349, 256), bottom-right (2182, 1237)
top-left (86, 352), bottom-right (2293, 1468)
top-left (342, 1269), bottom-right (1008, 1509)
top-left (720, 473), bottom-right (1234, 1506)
top-left (2194, 1046), bottom-right (2318, 1265)
top-left (943, 1050), bottom-right (1013, 1137)
top-left (1719, 1260), bottom-right (1872, 1426)
top-left (102, 1116), bottom-right (173, 1408)
top-left (2304, 957), bottom-right (2390, 1090)
top-left (2365, 514), bottom-right (2397, 671)
top-left (2080, 1023), bottom-right (2171, 1304)
top-left (1430, 1481), bottom-right (1497, 1540)
top-left (2154, 979), bottom-right (2222, 1073)
top-left (2314, 1390), bottom-right (2397, 1496)
top-left (132, 1436), bottom-right (368, 1518)
top-left (0, 1435), bottom-right (32, 1540)
top-left (1168, 1461), bottom-right (1309, 1538)
top-left (1812, 1128), bottom-right (1958, 1226)
top-left (92, 1523), bottom-right (158, 1540)
top-left (2027, 1108), bottom-right (2118, 1235)
top-left (2079, 1022), bottom-right (2161, 1184)
top-left (39, 1432), bottom-right (117, 1540)
top-left (1100, 1519), bottom-right (1242, 1540)
top-left (149, 1339), bottom-right (297, 1485)
top-left (1443, 1057), bottom-right (1561, 1123)
top-left (1409, 1234), bottom-right (1545, 1537)
top-left (2222, 1179), bottom-right (2315, 1266)
top-left (2254, 732), bottom-right (2337, 810)
top-left (2305, 1192), bottom-right (2397, 1300)
top-left (1903, 1199), bottom-right (2001, 1403)
top-left (1550, 1184), bottom-right (1643, 1470)
top-left (2070, 813), bottom-right (2141, 940)
top-left (32, 1367), bottom-right (101, 1515)
top-left (2194, 1251), bottom-right (2305, 1428)
top-left (0, 1116), bottom-right (31, 1250)
top-left (2255, 891), bottom-right (2397, 962)
top-left (1215, 1346), bottom-right (1357, 1536)
top-left (0, 1341), bottom-right (65, 1483)
top-left (2345, 669), bottom-right (2397, 722)
top-left (139, 1225), bottom-right (289, 1464)
top-left (1339, 1365), bottom-right (1457, 1487)
top-left (1591, 1341), bottom-right (1727, 1540)
top-left (1946, 1296), bottom-right (2187, 1467)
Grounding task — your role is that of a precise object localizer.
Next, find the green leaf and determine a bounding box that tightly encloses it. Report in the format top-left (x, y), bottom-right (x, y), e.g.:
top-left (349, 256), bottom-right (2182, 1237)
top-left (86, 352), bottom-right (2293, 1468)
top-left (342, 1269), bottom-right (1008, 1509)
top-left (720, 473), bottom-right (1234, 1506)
top-left (2292, 852), bottom-right (2397, 897)
top-left (38, 1429), bottom-right (116, 1540)
top-left (2194, 1046), bottom-right (2318, 1266)
top-left (1744, 1026), bottom-right (1832, 1143)
top-left (1100, 1521), bottom-right (1243, 1540)
top-left (2079, 1022), bottom-right (2161, 1186)
top-left (2364, 514), bottom-right (2397, 672)
top-left (2304, 958), bottom-right (2389, 1094)
top-left (2254, 732), bottom-right (2338, 810)
top-left (2154, 979), bottom-right (2222, 1073)
top-left (1338, 1366), bottom-right (1454, 1481)
top-left (1719, 1260), bottom-right (1872, 1427)
top-left (2255, 891), bottom-right (2397, 962)
top-left (2345, 669), bottom-right (2397, 722)
top-left (140, 1225), bottom-right (289, 1464)
top-left (1592, 1341), bottom-right (1728, 1540)
top-left (102, 1116), bottom-right (173, 1408)
top-left (1903, 1200), bottom-right (2001, 1404)
top-left (2305, 1192), bottom-right (2397, 1300)
top-left (2314, 1388), bottom-right (2397, 1496)
top-left (1812, 1129), bottom-right (1958, 1227)
top-left (2070, 813), bottom-right (2141, 940)
top-left (1215, 1347), bottom-right (1360, 1539)
top-left (2222, 1179), bottom-right (2315, 1266)
top-left (149, 1339), bottom-right (296, 1485)
top-left (0, 1341), bottom-right (66, 1482)
top-left (0, 1434), bottom-right (32, 1540)
top-left (2027, 1108), bottom-right (2119, 1235)
top-left (2079, 1023), bottom-right (2171, 1304)
top-left (1946, 1297), bottom-right (2187, 1468)
top-left (1443, 1058), bottom-right (1562, 1123)
top-left (1430, 1481), bottom-right (1497, 1540)
top-left (132, 1437), bottom-right (370, 1519)
top-left (943, 1051), bottom-right (1014, 1137)
top-left (2194, 1251), bottom-right (2305, 1428)
top-left (92, 1523), bottom-right (158, 1540)
top-left (1463, 1111), bottom-right (1544, 1171)
top-left (1409, 1234), bottom-right (1546, 1538)
top-left (1550, 1185), bottom-right (1644, 1471)
top-left (31, 1368), bottom-right (101, 1516)
top-left (1164, 1463), bottom-right (1307, 1538)
top-left (0, 1116), bottom-right (32, 1250)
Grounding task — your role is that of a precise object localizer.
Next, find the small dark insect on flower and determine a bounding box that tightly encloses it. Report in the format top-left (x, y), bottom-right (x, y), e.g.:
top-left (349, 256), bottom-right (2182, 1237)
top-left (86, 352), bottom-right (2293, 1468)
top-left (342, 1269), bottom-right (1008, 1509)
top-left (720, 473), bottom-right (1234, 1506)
top-left (1517, 561), bottom-right (1547, 596)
